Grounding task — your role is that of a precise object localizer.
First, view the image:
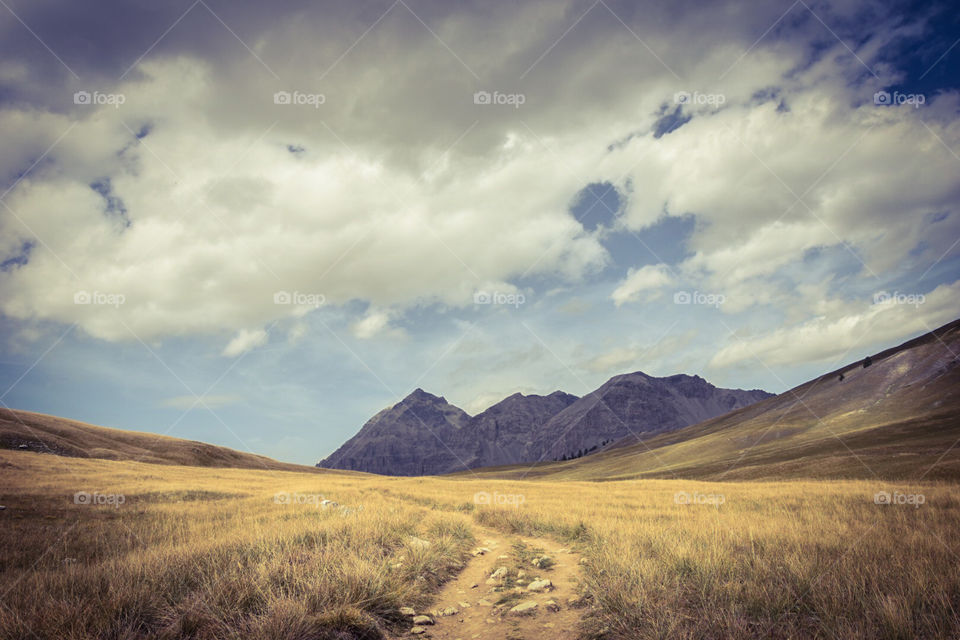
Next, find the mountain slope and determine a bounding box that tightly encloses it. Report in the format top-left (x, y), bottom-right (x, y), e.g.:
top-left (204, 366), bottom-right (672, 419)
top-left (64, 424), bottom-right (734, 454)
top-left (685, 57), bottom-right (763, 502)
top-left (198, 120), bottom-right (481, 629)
top-left (471, 318), bottom-right (960, 481)
top-left (0, 409), bottom-right (325, 472)
top-left (319, 373), bottom-right (772, 476)
top-left (446, 390), bottom-right (578, 468)
top-left (318, 389), bottom-right (576, 475)
top-left (318, 388), bottom-right (472, 475)
top-left (531, 373), bottom-right (772, 462)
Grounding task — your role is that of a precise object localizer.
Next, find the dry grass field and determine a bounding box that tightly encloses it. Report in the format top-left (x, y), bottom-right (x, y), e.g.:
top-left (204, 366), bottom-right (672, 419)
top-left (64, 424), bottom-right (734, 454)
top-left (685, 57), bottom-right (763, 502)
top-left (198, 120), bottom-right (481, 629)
top-left (2, 449), bottom-right (958, 639)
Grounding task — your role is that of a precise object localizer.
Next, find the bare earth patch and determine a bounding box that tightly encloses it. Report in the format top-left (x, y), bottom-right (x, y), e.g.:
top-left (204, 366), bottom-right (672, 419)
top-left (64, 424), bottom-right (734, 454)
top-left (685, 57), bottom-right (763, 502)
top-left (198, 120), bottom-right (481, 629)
top-left (393, 526), bottom-right (586, 640)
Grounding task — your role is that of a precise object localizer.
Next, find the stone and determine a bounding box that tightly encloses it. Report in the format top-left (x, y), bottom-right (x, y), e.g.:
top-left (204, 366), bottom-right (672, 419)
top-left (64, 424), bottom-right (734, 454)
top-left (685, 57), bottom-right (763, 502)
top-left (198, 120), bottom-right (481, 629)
top-left (509, 601), bottom-right (538, 615)
top-left (412, 615), bottom-right (433, 625)
top-left (490, 567), bottom-right (508, 579)
top-left (578, 557), bottom-right (589, 565)
top-left (441, 607), bottom-right (459, 616)
top-left (497, 554), bottom-right (509, 559)
top-left (477, 599), bottom-right (493, 607)
top-left (532, 555), bottom-right (552, 568)
top-left (544, 600), bottom-right (560, 612)
top-left (470, 583), bottom-right (478, 588)
top-left (527, 579), bottom-right (553, 592)
top-left (516, 570), bottom-right (526, 579)
top-left (458, 601), bottom-right (471, 608)
top-left (408, 536), bottom-right (431, 549)
top-left (399, 607), bottom-right (416, 616)
top-left (410, 626), bottom-right (426, 634)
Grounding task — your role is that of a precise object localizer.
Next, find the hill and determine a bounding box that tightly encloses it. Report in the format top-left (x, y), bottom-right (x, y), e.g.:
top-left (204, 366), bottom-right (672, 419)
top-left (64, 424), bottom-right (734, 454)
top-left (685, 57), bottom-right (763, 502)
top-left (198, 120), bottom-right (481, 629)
top-left (467, 318), bottom-right (960, 481)
top-left (0, 408), bottom-right (324, 472)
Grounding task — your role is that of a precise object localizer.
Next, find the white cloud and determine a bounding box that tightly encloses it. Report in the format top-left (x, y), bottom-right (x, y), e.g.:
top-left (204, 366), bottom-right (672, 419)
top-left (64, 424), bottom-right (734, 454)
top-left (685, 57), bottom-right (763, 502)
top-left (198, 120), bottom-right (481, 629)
top-left (611, 264), bottom-right (675, 306)
top-left (222, 328), bottom-right (267, 357)
top-left (350, 308), bottom-right (404, 340)
top-left (709, 280), bottom-right (960, 369)
top-left (0, 0), bottom-right (956, 397)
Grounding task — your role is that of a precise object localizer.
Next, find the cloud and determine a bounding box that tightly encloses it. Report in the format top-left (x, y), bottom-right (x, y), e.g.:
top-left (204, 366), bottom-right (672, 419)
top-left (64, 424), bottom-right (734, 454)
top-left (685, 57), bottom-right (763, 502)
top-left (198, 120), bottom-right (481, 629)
top-left (709, 280), bottom-right (960, 369)
top-left (350, 308), bottom-right (404, 340)
top-left (222, 328), bottom-right (267, 357)
top-left (611, 264), bottom-right (675, 306)
top-left (0, 0), bottom-right (957, 405)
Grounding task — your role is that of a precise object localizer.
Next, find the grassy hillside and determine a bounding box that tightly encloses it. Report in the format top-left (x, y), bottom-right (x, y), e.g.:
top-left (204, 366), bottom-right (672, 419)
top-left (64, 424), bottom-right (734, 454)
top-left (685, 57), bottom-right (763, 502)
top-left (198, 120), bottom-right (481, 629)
top-left (0, 408), bottom-right (325, 472)
top-left (1, 450), bottom-right (958, 639)
top-left (466, 318), bottom-right (960, 482)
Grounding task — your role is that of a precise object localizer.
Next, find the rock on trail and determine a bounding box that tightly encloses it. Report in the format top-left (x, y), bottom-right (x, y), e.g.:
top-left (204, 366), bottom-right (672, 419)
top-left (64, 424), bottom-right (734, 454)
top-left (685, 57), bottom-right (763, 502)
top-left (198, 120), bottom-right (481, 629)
top-left (393, 527), bottom-right (587, 639)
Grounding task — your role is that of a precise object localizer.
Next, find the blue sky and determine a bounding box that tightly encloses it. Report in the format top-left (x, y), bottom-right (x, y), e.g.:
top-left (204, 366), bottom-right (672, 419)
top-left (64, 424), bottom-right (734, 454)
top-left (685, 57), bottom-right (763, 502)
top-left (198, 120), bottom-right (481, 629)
top-left (1, 0), bottom-right (958, 464)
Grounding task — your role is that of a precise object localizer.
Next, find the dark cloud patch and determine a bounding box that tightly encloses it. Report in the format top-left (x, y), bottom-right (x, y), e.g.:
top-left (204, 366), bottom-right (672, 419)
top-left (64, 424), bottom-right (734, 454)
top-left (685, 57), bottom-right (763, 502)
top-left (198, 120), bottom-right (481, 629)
top-left (607, 131), bottom-right (639, 152)
top-left (751, 87), bottom-right (789, 112)
top-left (287, 144), bottom-right (305, 155)
top-left (1, 240), bottom-right (34, 271)
top-left (90, 178), bottom-right (130, 228)
top-left (652, 105), bottom-right (691, 138)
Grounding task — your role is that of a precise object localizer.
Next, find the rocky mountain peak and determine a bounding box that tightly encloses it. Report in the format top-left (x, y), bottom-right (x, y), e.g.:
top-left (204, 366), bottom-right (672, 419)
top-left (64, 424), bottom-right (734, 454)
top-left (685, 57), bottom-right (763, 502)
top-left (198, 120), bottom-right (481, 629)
top-left (318, 372), bottom-right (772, 475)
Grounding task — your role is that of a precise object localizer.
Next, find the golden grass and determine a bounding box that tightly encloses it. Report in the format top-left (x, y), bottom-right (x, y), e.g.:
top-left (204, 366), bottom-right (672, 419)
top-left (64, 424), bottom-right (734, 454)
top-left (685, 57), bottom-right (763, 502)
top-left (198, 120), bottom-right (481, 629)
top-left (2, 451), bottom-right (959, 639)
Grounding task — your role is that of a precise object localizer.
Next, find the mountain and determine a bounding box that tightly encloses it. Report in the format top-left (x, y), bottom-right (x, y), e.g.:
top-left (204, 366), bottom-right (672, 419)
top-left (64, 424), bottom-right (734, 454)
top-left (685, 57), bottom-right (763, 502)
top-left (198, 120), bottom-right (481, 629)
top-left (318, 388), bottom-right (472, 475)
top-left (467, 318), bottom-right (960, 481)
top-left (531, 372), bottom-right (772, 462)
top-left (318, 373), bottom-right (771, 475)
top-left (318, 388), bottom-right (577, 475)
top-left (0, 408), bottom-right (326, 472)
top-left (446, 390), bottom-right (579, 468)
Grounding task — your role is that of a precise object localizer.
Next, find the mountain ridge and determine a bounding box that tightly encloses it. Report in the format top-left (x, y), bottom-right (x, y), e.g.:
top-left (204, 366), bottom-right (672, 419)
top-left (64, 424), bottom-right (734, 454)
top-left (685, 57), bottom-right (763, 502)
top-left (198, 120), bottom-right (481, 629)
top-left (459, 317), bottom-right (960, 481)
top-left (317, 371), bottom-right (772, 475)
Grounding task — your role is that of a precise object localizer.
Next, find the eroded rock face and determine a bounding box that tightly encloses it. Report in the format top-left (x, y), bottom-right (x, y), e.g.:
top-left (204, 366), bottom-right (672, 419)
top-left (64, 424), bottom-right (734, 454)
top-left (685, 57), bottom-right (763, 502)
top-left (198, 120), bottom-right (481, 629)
top-left (317, 374), bottom-right (771, 475)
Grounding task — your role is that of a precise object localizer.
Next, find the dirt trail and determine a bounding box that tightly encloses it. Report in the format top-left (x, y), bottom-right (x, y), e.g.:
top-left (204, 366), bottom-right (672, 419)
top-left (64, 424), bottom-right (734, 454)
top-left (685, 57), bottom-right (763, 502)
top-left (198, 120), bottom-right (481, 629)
top-left (396, 526), bottom-right (586, 639)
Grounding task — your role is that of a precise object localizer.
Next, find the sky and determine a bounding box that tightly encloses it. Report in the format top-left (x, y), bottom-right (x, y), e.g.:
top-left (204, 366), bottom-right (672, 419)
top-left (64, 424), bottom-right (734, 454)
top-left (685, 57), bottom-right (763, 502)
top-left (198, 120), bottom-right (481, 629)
top-left (0, 0), bottom-right (958, 465)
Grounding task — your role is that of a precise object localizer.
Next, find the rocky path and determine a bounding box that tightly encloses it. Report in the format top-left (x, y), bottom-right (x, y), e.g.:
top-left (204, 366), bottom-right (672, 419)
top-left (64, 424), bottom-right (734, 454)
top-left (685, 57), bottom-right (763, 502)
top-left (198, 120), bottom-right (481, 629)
top-left (396, 527), bottom-right (587, 639)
